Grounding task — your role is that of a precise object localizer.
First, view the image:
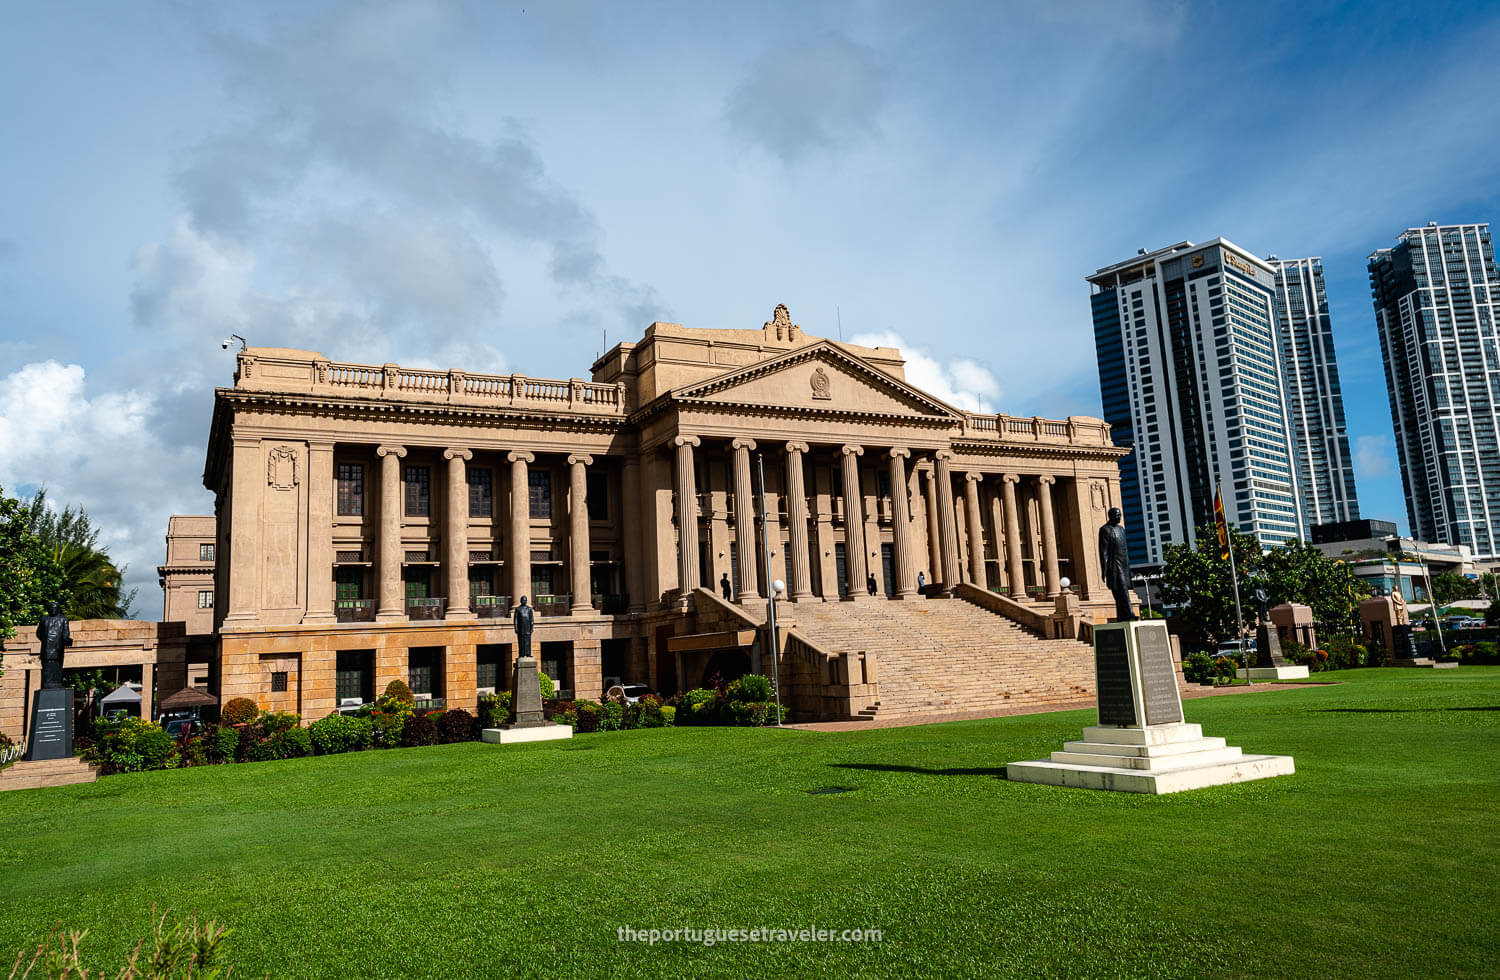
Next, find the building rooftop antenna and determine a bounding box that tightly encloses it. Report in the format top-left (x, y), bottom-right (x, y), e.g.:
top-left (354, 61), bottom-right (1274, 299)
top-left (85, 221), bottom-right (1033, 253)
top-left (837, 306), bottom-right (843, 342)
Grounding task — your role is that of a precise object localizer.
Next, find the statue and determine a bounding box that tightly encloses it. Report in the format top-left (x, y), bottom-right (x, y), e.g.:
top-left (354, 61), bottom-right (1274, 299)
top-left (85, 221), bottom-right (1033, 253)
top-left (38, 601), bottom-right (70, 690)
top-left (1098, 507), bottom-right (1135, 621)
top-left (513, 596), bottom-right (534, 660)
top-left (1391, 588), bottom-right (1409, 626)
top-left (1253, 586), bottom-right (1270, 623)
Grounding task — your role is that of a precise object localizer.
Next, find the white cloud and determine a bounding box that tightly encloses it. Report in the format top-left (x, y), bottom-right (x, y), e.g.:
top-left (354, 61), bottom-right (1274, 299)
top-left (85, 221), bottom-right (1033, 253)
top-left (1354, 434), bottom-right (1395, 481)
top-left (0, 361), bottom-right (208, 620)
top-left (849, 330), bottom-right (1001, 413)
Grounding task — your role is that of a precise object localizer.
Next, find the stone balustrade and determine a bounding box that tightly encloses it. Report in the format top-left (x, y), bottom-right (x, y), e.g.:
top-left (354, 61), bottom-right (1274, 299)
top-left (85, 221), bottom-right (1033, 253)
top-left (235, 350), bottom-right (628, 416)
top-left (959, 412), bottom-right (1112, 447)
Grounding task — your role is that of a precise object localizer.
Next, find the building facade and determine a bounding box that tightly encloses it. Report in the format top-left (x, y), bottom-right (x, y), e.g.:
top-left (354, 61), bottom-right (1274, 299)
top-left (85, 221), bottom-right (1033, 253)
top-left (1370, 222), bottom-right (1500, 559)
top-left (157, 515), bottom-right (217, 636)
top-left (201, 306), bottom-right (1127, 720)
top-left (1089, 240), bottom-right (1304, 569)
top-left (1268, 256), bottom-right (1360, 526)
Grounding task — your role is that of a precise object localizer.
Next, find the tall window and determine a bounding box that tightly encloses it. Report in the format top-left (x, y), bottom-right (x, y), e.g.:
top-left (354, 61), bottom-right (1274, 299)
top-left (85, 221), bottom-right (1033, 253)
top-left (877, 470), bottom-right (892, 501)
top-left (531, 567), bottom-right (555, 598)
top-left (529, 471), bottom-right (551, 519)
top-left (468, 467), bottom-right (493, 517)
top-left (336, 568), bottom-right (363, 600)
top-left (404, 466), bottom-right (430, 517)
top-left (199, 543), bottom-right (215, 562)
top-left (336, 463), bottom-right (364, 516)
top-left (587, 472), bottom-right (609, 521)
top-left (403, 568), bottom-right (430, 599)
top-left (197, 590), bottom-right (214, 609)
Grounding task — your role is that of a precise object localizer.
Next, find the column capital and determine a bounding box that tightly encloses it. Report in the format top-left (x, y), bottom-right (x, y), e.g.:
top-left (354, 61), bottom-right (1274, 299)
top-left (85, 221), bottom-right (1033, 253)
top-left (888, 447), bottom-right (911, 459)
top-left (443, 448), bottom-right (473, 462)
top-left (307, 441), bottom-right (335, 453)
top-left (376, 445), bottom-right (406, 459)
top-left (785, 441), bottom-right (810, 454)
top-left (506, 450), bottom-right (535, 464)
top-left (673, 434), bottom-right (701, 448)
top-left (935, 449), bottom-right (956, 462)
top-left (567, 453), bottom-right (594, 466)
top-left (1038, 474), bottom-right (1056, 486)
top-left (965, 471), bottom-right (984, 483)
top-left (841, 444), bottom-right (864, 457)
top-left (731, 438), bottom-right (757, 451)
top-left (1002, 473), bottom-right (1021, 485)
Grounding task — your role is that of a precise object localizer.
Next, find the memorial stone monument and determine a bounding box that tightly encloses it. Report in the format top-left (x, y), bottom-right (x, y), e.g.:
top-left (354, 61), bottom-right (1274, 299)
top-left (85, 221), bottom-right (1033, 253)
top-left (1008, 518), bottom-right (1295, 794)
top-left (1238, 587), bottom-right (1309, 681)
top-left (24, 603), bottom-right (74, 762)
top-left (481, 596), bottom-right (572, 744)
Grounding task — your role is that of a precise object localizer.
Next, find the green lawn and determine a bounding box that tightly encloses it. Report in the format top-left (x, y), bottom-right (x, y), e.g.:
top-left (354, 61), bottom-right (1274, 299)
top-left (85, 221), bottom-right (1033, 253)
top-left (2, 668), bottom-right (1497, 978)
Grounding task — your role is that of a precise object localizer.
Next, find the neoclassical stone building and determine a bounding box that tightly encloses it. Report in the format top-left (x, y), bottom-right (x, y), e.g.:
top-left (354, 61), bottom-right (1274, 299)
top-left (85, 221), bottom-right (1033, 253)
top-left (202, 306), bottom-right (1128, 720)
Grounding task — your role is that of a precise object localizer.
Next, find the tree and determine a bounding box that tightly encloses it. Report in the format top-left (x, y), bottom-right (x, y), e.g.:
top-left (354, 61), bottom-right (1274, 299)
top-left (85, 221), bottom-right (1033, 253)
top-left (0, 484), bottom-right (65, 646)
top-left (1260, 538), bottom-right (1369, 632)
top-left (17, 488), bottom-right (136, 619)
top-left (1429, 571), bottom-right (1480, 607)
top-left (1159, 523), bottom-right (1263, 648)
top-left (1486, 600), bottom-right (1500, 627)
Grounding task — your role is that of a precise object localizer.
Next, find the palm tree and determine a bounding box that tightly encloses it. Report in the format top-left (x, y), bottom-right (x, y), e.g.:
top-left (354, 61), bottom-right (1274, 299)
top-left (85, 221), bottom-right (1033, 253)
top-left (19, 489), bottom-right (136, 619)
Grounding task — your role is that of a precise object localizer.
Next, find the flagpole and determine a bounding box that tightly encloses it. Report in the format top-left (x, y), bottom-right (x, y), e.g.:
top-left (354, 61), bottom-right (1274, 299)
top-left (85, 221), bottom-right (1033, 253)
top-left (1218, 482), bottom-right (1249, 686)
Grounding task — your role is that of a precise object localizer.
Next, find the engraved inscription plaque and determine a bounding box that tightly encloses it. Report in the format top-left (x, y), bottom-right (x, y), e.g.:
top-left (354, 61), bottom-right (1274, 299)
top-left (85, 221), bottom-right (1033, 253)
top-left (1094, 627), bottom-right (1136, 726)
top-left (1138, 625), bottom-right (1184, 725)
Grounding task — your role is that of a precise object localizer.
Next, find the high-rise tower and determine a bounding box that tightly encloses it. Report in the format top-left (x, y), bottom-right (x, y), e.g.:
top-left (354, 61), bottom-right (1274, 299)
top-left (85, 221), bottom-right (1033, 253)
top-left (1370, 222), bottom-right (1500, 559)
top-left (1267, 256), bottom-right (1360, 526)
top-left (1089, 240), bottom-right (1304, 568)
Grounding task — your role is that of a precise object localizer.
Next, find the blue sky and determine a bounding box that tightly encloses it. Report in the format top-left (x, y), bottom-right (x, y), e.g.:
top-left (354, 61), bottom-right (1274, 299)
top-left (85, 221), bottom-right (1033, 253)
top-left (2, 1), bottom-right (1499, 618)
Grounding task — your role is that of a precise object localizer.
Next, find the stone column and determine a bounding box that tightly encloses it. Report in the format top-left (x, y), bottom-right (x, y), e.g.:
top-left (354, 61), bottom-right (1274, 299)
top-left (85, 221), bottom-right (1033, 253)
top-left (622, 458), bottom-right (646, 613)
top-left (1038, 475), bottom-right (1061, 598)
top-left (934, 451), bottom-right (960, 593)
top-left (840, 445), bottom-right (868, 599)
top-left (302, 441), bottom-right (337, 624)
top-left (375, 445), bottom-right (406, 621)
top-left (922, 466), bottom-right (942, 588)
top-left (568, 453), bottom-right (594, 614)
top-left (674, 435), bottom-right (702, 600)
top-left (964, 473), bottom-right (987, 587)
top-left (508, 451), bottom-right (534, 604)
top-left (444, 448), bottom-right (476, 621)
top-left (987, 481), bottom-right (1006, 592)
top-left (731, 438), bottom-right (760, 602)
top-left (222, 436), bottom-right (262, 626)
top-left (784, 442), bottom-right (814, 601)
top-left (1002, 474), bottom-right (1025, 599)
top-left (141, 663), bottom-right (154, 723)
top-left (888, 449), bottom-right (918, 598)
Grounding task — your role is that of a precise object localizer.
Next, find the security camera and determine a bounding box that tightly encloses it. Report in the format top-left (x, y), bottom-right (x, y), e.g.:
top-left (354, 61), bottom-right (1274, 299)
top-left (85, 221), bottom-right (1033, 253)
top-left (221, 339), bottom-right (231, 350)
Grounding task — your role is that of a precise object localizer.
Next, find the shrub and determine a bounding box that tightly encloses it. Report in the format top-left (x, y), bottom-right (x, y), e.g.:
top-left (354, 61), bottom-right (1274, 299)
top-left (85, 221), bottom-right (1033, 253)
top-left (599, 700), bottom-right (625, 732)
top-left (551, 700), bottom-right (579, 728)
top-left (95, 717), bottom-right (179, 774)
top-left (401, 712), bottom-right (438, 747)
top-left (573, 701), bottom-right (601, 734)
top-left (660, 705), bottom-right (675, 727)
top-left (679, 688), bottom-right (719, 725)
top-left (209, 724), bottom-right (238, 763)
top-left (726, 674), bottom-right (773, 703)
top-left (438, 708), bottom-right (478, 743)
top-left (245, 725), bottom-right (312, 761)
top-left (309, 714), bottom-right (373, 754)
top-left (180, 734), bottom-right (210, 768)
top-left (1182, 652), bottom-right (1214, 683)
top-left (382, 679), bottom-right (415, 704)
top-left (1460, 641), bottom-right (1500, 665)
top-left (478, 692), bottom-right (512, 728)
top-left (632, 695), bottom-right (666, 729)
top-left (725, 701), bottom-right (785, 727)
top-left (1211, 655), bottom-right (1239, 681)
top-left (539, 672), bottom-right (555, 701)
top-left (221, 697), bottom-right (258, 726)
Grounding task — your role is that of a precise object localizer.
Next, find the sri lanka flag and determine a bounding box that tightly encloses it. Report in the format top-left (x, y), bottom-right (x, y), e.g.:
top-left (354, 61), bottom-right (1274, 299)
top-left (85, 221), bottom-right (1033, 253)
top-left (1214, 484), bottom-right (1230, 560)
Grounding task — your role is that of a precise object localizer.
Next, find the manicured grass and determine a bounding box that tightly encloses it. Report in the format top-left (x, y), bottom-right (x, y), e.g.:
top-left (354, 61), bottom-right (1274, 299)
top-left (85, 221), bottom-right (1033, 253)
top-left (2, 668), bottom-right (1497, 978)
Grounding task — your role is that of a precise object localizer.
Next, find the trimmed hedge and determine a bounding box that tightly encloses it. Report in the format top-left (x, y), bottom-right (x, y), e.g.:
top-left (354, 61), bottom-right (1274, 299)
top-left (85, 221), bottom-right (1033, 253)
top-left (221, 697), bottom-right (258, 726)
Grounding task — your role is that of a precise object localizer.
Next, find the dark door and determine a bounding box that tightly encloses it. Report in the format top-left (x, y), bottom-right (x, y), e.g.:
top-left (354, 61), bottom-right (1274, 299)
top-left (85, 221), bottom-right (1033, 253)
top-left (881, 543), bottom-right (896, 597)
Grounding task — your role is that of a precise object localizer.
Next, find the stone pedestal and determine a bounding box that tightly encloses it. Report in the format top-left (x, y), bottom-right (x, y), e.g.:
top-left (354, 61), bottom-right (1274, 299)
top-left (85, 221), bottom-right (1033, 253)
top-left (509, 655), bottom-right (547, 729)
top-left (23, 688), bottom-right (73, 762)
top-left (482, 725), bottom-right (572, 744)
top-left (1253, 618), bottom-right (1290, 668)
top-left (1007, 621), bottom-right (1294, 795)
top-left (1236, 665), bottom-right (1310, 681)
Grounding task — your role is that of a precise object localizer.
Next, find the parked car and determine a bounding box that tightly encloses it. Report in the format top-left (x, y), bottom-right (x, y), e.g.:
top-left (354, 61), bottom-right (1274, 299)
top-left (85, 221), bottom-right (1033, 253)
top-left (1214, 638), bottom-right (1257, 656)
top-left (162, 717), bottom-right (205, 740)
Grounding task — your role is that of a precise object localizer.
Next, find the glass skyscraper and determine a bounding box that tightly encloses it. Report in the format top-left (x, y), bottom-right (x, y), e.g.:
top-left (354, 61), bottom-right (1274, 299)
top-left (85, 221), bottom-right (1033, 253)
top-left (1369, 222), bottom-right (1500, 560)
top-left (1089, 239), bottom-right (1304, 568)
top-left (1267, 256), bottom-right (1360, 526)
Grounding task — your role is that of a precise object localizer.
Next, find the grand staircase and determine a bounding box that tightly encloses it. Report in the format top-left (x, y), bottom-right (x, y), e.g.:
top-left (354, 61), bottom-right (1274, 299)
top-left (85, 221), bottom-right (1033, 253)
top-left (786, 596), bottom-right (1096, 720)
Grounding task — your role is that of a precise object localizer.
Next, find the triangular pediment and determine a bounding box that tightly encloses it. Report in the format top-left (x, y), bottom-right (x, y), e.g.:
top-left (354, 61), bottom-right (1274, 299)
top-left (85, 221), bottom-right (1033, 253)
top-left (672, 342), bottom-right (961, 421)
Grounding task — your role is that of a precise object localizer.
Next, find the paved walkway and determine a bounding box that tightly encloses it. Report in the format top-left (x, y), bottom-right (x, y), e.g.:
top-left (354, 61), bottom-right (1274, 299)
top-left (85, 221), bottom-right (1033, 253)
top-left (784, 680), bottom-right (1337, 733)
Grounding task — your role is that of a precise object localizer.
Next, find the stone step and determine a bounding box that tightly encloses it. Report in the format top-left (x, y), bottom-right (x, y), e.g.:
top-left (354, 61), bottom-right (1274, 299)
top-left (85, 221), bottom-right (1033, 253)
top-left (0, 758), bottom-right (99, 792)
top-left (1051, 745), bottom-right (1244, 770)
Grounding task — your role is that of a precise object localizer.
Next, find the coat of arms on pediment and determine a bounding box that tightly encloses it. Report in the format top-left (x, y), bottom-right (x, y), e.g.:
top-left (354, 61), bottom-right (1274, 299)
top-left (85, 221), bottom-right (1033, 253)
top-left (673, 342), bottom-right (960, 422)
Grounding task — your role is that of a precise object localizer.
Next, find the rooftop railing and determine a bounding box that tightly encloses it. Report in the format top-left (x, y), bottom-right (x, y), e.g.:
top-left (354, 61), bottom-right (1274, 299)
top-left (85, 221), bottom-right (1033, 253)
top-left (958, 413), bottom-right (1113, 448)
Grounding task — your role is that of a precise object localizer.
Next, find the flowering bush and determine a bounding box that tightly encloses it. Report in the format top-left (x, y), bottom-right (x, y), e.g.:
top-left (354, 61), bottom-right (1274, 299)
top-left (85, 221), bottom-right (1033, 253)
top-left (382, 679), bottom-right (415, 704)
top-left (93, 717), bottom-right (179, 774)
top-left (478, 692), bottom-right (512, 728)
top-left (245, 725), bottom-right (312, 761)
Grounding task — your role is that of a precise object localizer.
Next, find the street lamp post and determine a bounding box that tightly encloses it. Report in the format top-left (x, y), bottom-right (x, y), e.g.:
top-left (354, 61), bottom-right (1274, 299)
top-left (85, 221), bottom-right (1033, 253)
top-left (756, 452), bottom-right (784, 727)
